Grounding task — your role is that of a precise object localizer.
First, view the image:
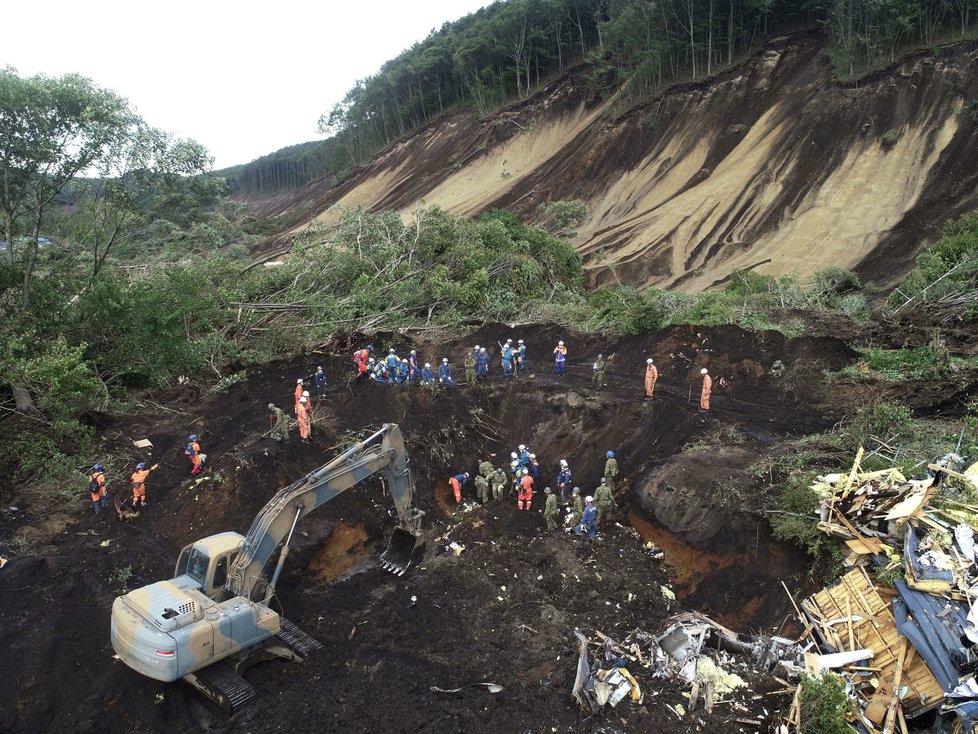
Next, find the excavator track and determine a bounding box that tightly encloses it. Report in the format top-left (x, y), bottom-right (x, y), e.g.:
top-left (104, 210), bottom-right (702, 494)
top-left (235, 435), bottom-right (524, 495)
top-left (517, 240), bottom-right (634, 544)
top-left (184, 662), bottom-right (256, 713)
top-left (277, 618), bottom-right (324, 657)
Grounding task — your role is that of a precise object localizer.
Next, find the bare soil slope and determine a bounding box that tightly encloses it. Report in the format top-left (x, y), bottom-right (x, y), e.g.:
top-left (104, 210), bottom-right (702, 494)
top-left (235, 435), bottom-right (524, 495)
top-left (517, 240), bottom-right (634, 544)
top-left (247, 32), bottom-right (978, 291)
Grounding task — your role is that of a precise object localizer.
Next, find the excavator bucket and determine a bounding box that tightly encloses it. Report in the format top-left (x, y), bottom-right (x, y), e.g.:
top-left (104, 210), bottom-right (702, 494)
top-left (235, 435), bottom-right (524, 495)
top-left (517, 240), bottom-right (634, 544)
top-left (380, 527), bottom-right (424, 576)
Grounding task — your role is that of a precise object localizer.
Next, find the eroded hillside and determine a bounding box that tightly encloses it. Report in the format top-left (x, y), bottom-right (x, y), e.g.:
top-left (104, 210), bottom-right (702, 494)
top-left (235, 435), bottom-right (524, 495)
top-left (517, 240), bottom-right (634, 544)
top-left (247, 32), bottom-right (978, 292)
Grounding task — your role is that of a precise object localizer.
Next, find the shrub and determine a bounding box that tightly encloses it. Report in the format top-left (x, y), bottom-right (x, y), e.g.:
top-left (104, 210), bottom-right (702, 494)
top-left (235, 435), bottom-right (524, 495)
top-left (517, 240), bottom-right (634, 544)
top-left (799, 673), bottom-right (852, 734)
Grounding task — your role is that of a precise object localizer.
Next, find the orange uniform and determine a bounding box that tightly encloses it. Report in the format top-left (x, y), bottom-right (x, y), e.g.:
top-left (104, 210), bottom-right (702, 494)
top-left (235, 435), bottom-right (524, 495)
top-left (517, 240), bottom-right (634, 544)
top-left (700, 373), bottom-right (712, 411)
top-left (297, 403), bottom-right (311, 440)
top-left (645, 363), bottom-right (659, 397)
top-left (450, 476), bottom-right (462, 503)
top-left (131, 465), bottom-right (156, 508)
top-left (518, 473), bottom-right (534, 511)
top-left (294, 383), bottom-right (303, 414)
top-left (186, 440), bottom-right (202, 474)
top-left (89, 471), bottom-right (107, 504)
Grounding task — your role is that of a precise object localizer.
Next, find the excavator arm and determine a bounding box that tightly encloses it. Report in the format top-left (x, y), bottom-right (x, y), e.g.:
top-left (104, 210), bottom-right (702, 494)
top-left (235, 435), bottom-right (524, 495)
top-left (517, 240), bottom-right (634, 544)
top-left (226, 423), bottom-right (423, 601)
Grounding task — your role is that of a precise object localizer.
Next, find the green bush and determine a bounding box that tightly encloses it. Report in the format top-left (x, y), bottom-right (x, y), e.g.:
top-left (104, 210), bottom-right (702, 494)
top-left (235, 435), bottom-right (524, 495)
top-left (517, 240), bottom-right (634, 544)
top-left (587, 286), bottom-right (664, 334)
top-left (770, 472), bottom-right (845, 576)
top-left (799, 673), bottom-right (852, 734)
top-left (845, 399), bottom-right (913, 446)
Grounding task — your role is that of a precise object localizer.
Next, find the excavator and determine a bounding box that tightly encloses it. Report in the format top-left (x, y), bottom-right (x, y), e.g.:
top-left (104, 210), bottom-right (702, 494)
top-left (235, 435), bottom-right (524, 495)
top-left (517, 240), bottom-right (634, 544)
top-left (110, 423), bottom-right (424, 710)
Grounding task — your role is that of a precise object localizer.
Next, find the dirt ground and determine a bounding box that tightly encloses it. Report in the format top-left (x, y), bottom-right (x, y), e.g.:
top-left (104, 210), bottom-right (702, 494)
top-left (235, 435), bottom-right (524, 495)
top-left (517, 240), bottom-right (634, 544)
top-left (0, 322), bottom-right (942, 733)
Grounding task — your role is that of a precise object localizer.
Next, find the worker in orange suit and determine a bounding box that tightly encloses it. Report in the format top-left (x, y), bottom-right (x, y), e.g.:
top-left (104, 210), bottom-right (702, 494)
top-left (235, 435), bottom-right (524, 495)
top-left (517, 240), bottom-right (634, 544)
top-left (184, 434), bottom-right (202, 475)
top-left (302, 390), bottom-right (314, 429)
top-left (130, 462), bottom-right (159, 509)
top-left (89, 464), bottom-right (109, 513)
top-left (699, 368), bottom-right (712, 412)
top-left (449, 472), bottom-right (469, 503)
top-left (518, 472), bottom-right (534, 510)
top-left (294, 378), bottom-right (304, 414)
top-left (297, 396), bottom-right (311, 444)
top-left (645, 358), bottom-right (658, 400)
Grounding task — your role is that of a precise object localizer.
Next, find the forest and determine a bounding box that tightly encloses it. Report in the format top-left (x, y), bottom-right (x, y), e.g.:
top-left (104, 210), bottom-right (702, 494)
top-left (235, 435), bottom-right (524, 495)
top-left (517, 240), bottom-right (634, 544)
top-left (227, 0), bottom-right (978, 195)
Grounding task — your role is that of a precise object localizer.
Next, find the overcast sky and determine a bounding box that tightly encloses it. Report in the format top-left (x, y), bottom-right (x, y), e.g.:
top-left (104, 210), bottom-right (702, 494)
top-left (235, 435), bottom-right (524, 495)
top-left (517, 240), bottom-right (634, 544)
top-left (3, 1), bottom-right (490, 169)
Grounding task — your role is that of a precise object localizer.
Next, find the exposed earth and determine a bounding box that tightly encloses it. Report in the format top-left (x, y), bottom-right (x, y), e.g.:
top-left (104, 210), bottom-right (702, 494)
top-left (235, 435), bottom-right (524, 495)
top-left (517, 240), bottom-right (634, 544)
top-left (2, 321), bottom-right (974, 732)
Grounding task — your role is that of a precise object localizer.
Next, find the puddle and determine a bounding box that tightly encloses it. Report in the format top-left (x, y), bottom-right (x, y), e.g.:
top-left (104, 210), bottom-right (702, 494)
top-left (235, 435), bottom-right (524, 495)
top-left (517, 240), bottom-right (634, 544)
top-left (306, 522), bottom-right (375, 582)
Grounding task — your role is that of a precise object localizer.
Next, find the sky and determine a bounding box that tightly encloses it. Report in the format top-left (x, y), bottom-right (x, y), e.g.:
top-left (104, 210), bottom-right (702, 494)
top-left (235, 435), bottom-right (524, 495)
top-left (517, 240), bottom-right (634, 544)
top-left (2, 1), bottom-right (490, 169)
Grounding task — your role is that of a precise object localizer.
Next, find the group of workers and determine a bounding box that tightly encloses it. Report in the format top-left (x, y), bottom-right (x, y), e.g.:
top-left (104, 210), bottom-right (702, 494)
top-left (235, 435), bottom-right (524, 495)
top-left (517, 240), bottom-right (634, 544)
top-left (352, 341), bottom-right (717, 411)
top-left (450, 445), bottom-right (622, 541)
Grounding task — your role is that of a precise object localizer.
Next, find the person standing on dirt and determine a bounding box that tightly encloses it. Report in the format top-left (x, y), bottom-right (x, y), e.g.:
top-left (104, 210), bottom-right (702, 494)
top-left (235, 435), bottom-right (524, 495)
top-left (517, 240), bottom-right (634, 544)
top-left (184, 434), bottom-right (203, 476)
top-left (439, 358), bottom-right (456, 385)
top-left (501, 341), bottom-right (515, 378)
top-left (556, 459), bottom-right (572, 503)
top-left (479, 458), bottom-right (494, 481)
top-left (88, 465), bottom-right (109, 513)
top-left (699, 368), bottom-right (712, 412)
top-left (297, 396), bottom-right (312, 444)
top-left (354, 345), bottom-right (373, 379)
top-left (314, 366), bottom-right (328, 395)
top-left (450, 472), bottom-right (470, 503)
top-left (575, 496), bottom-right (598, 541)
top-left (528, 454), bottom-right (541, 484)
top-left (371, 358), bottom-right (386, 381)
top-left (397, 358), bottom-right (410, 385)
top-left (594, 478), bottom-right (616, 526)
top-left (476, 347), bottom-right (489, 380)
top-left (475, 473), bottom-right (490, 504)
top-left (567, 486), bottom-right (584, 528)
top-left (516, 339), bottom-right (527, 375)
top-left (518, 471), bottom-right (534, 510)
top-left (592, 354), bottom-right (606, 387)
top-left (421, 362), bottom-right (435, 385)
top-left (268, 403), bottom-right (290, 442)
top-left (604, 451), bottom-right (620, 491)
top-left (302, 390), bottom-right (315, 430)
top-left (130, 462), bottom-right (158, 509)
top-left (294, 378), bottom-right (304, 414)
top-left (543, 487), bottom-right (559, 531)
top-left (553, 340), bottom-right (567, 376)
top-left (464, 351), bottom-right (477, 385)
top-left (490, 467), bottom-right (507, 501)
top-left (645, 358), bottom-right (659, 399)
top-left (409, 350), bottom-right (421, 381)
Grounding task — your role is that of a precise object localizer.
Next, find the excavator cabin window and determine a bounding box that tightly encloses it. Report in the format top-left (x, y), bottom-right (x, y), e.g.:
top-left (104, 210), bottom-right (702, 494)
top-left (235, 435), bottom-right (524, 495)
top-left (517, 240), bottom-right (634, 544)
top-left (175, 547), bottom-right (210, 587)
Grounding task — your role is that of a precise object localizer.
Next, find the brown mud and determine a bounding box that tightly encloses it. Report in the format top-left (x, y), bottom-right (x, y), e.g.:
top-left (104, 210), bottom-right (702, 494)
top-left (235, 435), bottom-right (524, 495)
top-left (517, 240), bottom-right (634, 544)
top-left (0, 322), bottom-right (970, 733)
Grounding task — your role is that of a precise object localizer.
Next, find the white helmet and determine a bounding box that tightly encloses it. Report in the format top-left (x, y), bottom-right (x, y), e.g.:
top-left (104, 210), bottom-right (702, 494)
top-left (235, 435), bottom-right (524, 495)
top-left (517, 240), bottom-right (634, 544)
top-left (585, 496), bottom-right (594, 503)
top-left (511, 452), bottom-right (518, 459)
top-left (506, 338), bottom-right (513, 344)
top-left (518, 339), bottom-right (524, 344)
top-left (647, 358), bottom-right (653, 364)
top-left (529, 453), bottom-right (536, 459)
top-left (411, 349), bottom-right (416, 355)
top-left (701, 368), bottom-right (708, 374)
top-left (299, 396), bottom-right (308, 403)
top-left (519, 444), bottom-right (526, 451)
top-left (302, 390), bottom-right (310, 397)
top-left (424, 362), bottom-right (431, 368)
top-left (560, 459), bottom-right (568, 467)
top-left (480, 347), bottom-right (486, 353)
top-left (558, 340), bottom-right (564, 346)
top-left (297, 378), bottom-right (303, 384)
top-left (442, 357), bottom-right (448, 363)
top-left (474, 344), bottom-right (480, 350)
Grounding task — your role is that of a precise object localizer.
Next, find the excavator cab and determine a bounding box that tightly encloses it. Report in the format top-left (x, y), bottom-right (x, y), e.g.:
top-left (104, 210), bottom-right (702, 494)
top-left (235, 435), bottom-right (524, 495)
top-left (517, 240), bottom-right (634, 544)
top-left (381, 527), bottom-right (425, 575)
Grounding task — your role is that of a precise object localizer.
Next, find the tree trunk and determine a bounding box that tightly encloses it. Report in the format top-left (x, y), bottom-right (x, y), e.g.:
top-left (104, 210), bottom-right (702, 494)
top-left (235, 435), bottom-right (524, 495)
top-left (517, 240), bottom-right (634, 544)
top-left (22, 214), bottom-right (41, 309)
top-left (3, 210), bottom-right (13, 268)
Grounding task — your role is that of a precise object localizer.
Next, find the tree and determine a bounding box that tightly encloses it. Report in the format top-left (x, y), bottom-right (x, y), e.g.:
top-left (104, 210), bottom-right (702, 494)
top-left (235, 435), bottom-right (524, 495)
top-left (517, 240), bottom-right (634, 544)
top-left (0, 69), bottom-right (136, 307)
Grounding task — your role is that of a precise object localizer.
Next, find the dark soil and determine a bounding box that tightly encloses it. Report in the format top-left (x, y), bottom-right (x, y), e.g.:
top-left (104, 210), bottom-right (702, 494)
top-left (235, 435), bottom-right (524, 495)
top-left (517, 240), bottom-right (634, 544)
top-left (0, 322), bottom-right (949, 733)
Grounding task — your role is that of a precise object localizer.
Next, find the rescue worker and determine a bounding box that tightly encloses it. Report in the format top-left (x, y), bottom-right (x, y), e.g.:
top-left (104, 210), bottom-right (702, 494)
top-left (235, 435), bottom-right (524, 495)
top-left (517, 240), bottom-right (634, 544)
top-left (354, 345), bottom-right (373, 378)
top-left (594, 477), bottom-right (617, 525)
top-left (592, 353), bottom-right (606, 387)
top-left (645, 358), bottom-right (658, 399)
top-left (130, 462), bottom-right (159, 509)
top-left (490, 467), bottom-right (507, 501)
top-left (302, 391), bottom-right (314, 429)
top-left (518, 471), bottom-right (534, 510)
top-left (297, 396), bottom-right (311, 443)
top-left (439, 357), bottom-right (455, 385)
top-left (268, 403), bottom-right (290, 442)
top-left (517, 339), bottom-right (527, 374)
top-left (476, 347), bottom-right (489, 380)
top-left (385, 348), bottom-right (399, 375)
top-left (528, 454), bottom-right (541, 483)
top-left (553, 340), bottom-right (567, 376)
top-left (421, 362), bottom-right (435, 385)
top-left (408, 350), bottom-right (420, 381)
top-left (501, 341), bottom-right (515, 378)
top-left (397, 358), bottom-right (410, 385)
top-left (89, 465), bottom-right (109, 513)
top-left (294, 378), bottom-right (304, 414)
top-left (185, 434), bottom-right (203, 475)
top-left (556, 459), bottom-right (572, 503)
top-left (575, 496), bottom-right (599, 541)
top-left (517, 444), bottom-right (530, 467)
top-left (449, 472), bottom-right (470, 503)
top-left (475, 473), bottom-right (490, 504)
top-left (463, 351), bottom-right (477, 385)
top-left (509, 451), bottom-right (521, 477)
top-left (543, 487), bottom-right (559, 531)
top-left (604, 450), bottom-right (620, 491)
top-left (314, 366), bottom-right (327, 395)
top-left (700, 367), bottom-right (712, 412)
top-left (371, 358), bottom-right (386, 381)
top-left (568, 486), bottom-right (584, 527)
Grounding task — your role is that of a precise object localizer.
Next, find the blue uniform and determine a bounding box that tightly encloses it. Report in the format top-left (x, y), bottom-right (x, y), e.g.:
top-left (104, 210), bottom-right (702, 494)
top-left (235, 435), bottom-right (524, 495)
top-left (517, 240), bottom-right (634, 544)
top-left (557, 468), bottom-right (572, 501)
top-left (476, 351), bottom-right (489, 377)
top-left (409, 354), bottom-right (420, 380)
top-left (421, 367), bottom-right (435, 384)
top-left (517, 344), bottom-right (527, 373)
top-left (386, 353), bottom-right (399, 371)
top-left (372, 362), bottom-right (386, 381)
top-left (576, 504), bottom-right (599, 540)
top-left (314, 369), bottom-right (327, 394)
top-left (501, 346), bottom-right (514, 376)
top-left (439, 363), bottom-right (455, 384)
top-left (397, 362), bottom-right (409, 384)
top-left (529, 461), bottom-right (540, 481)
top-left (519, 449), bottom-right (529, 467)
